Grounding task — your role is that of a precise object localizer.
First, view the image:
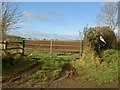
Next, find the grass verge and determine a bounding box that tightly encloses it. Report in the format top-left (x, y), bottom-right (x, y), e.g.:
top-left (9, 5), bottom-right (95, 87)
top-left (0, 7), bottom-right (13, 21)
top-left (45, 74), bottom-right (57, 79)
top-left (74, 49), bottom-right (119, 88)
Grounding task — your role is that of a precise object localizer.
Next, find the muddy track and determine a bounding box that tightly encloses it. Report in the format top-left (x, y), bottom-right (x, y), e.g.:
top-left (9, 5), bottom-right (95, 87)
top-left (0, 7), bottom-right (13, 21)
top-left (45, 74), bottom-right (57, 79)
top-left (2, 60), bottom-right (118, 88)
top-left (2, 61), bottom-right (75, 88)
top-left (2, 61), bottom-right (42, 88)
top-left (39, 63), bottom-right (80, 88)
top-left (50, 63), bottom-right (72, 83)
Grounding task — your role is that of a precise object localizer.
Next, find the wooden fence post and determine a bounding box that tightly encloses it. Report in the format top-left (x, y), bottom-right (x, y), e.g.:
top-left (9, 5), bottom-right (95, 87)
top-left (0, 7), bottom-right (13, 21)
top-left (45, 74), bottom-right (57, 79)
top-left (80, 40), bottom-right (83, 58)
top-left (22, 40), bottom-right (25, 56)
top-left (4, 41), bottom-right (8, 54)
top-left (50, 40), bottom-right (53, 55)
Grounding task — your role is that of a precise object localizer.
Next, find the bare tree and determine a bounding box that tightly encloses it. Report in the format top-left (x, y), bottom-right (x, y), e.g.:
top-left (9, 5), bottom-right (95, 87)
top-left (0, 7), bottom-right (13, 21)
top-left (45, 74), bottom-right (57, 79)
top-left (96, 2), bottom-right (118, 30)
top-left (0, 2), bottom-right (23, 40)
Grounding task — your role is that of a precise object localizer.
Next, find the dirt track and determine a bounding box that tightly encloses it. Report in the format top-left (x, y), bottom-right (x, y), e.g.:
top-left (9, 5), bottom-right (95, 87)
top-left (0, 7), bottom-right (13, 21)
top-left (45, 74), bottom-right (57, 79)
top-left (2, 61), bottom-right (118, 88)
top-left (2, 61), bottom-right (42, 88)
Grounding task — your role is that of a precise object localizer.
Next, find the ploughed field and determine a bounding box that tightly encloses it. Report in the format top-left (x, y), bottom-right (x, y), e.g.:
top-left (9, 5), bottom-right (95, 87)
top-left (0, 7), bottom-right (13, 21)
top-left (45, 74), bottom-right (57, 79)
top-left (25, 40), bottom-right (80, 54)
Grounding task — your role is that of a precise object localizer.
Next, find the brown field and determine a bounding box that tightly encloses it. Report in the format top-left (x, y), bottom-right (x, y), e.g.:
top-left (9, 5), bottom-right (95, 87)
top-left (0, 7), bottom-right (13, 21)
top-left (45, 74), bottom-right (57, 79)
top-left (25, 40), bottom-right (80, 54)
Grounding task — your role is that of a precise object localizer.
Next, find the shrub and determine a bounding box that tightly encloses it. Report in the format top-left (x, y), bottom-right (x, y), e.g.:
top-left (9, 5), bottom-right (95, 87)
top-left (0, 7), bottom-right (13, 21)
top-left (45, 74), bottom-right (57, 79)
top-left (84, 26), bottom-right (117, 53)
top-left (100, 49), bottom-right (119, 64)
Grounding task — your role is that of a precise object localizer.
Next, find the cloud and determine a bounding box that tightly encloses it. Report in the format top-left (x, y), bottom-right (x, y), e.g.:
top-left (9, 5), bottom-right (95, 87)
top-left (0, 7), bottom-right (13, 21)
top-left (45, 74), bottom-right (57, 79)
top-left (47, 12), bottom-right (63, 17)
top-left (22, 10), bottom-right (82, 25)
top-left (8, 29), bottom-right (81, 40)
top-left (23, 11), bottom-right (49, 21)
top-left (22, 11), bottom-right (65, 25)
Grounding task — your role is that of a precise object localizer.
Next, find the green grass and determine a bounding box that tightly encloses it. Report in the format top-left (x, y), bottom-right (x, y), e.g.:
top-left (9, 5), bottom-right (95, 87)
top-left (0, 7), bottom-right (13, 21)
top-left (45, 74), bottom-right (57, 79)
top-left (27, 55), bottom-right (69, 86)
top-left (2, 55), bottom-right (40, 82)
top-left (2, 53), bottom-right (72, 86)
top-left (2, 55), bottom-right (38, 72)
top-left (74, 49), bottom-right (119, 87)
top-left (3, 49), bottom-right (119, 87)
top-left (100, 49), bottom-right (119, 63)
top-left (3, 51), bottom-right (76, 84)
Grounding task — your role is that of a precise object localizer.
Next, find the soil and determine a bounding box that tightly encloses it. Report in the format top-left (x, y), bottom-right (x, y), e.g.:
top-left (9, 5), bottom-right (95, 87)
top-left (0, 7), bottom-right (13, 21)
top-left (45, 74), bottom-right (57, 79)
top-left (2, 61), bottom-right (118, 88)
top-left (2, 61), bottom-right (43, 88)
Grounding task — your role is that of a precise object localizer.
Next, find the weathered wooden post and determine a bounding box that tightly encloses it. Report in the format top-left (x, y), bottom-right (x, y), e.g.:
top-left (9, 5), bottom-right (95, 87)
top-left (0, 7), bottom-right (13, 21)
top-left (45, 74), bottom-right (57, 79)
top-left (50, 40), bottom-right (53, 55)
top-left (80, 40), bottom-right (83, 58)
top-left (79, 31), bottom-right (84, 59)
top-left (22, 40), bottom-right (25, 56)
top-left (4, 41), bottom-right (8, 54)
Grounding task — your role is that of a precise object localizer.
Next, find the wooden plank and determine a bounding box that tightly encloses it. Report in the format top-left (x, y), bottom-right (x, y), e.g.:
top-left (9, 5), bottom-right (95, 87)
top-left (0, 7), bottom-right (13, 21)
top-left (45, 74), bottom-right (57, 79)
top-left (6, 47), bottom-right (23, 50)
top-left (12, 52), bottom-right (23, 55)
top-left (0, 42), bottom-right (22, 44)
top-left (8, 41), bottom-right (22, 44)
top-left (25, 44), bottom-right (50, 46)
top-left (25, 44), bottom-right (80, 48)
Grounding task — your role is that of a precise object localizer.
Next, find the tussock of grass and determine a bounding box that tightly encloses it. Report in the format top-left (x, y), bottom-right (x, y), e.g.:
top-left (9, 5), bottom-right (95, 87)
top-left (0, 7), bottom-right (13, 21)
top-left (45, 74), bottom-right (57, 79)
top-left (80, 47), bottom-right (100, 65)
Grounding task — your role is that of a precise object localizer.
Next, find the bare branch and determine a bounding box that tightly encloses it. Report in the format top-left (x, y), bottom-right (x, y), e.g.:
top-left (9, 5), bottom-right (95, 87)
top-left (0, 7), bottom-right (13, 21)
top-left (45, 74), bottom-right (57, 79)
top-left (96, 2), bottom-right (118, 30)
top-left (0, 2), bottom-right (23, 40)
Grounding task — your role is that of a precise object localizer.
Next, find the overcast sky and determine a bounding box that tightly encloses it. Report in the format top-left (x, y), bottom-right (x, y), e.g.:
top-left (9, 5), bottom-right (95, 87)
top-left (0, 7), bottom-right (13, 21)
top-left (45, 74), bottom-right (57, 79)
top-left (8, 2), bottom-right (104, 40)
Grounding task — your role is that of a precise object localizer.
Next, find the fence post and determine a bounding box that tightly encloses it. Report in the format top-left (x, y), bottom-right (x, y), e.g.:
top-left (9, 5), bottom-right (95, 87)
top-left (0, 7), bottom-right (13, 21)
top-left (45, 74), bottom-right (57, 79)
top-left (50, 40), bottom-right (52, 55)
top-left (80, 40), bottom-right (83, 58)
top-left (4, 41), bottom-right (8, 54)
top-left (22, 40), bottom-right (25, 56)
